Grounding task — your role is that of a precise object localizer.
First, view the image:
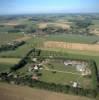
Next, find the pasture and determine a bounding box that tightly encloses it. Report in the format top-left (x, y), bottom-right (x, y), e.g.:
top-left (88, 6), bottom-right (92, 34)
top-left (46, 34), bottom-right (99, 44)
top-left (39, 58), bottom-right (93, 89)
top-left (0, 58), bottom-right (20, 72)
top-left (0, 37), bottom-right (44, 57)
top-left (0, 63), bottom-right (14, 72)
top-left (0, 58), bottom-right (20, 64)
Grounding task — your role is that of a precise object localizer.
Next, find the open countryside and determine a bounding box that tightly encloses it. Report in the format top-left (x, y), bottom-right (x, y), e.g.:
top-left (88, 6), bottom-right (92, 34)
top-left (0, 0), bottom-right (99, 99)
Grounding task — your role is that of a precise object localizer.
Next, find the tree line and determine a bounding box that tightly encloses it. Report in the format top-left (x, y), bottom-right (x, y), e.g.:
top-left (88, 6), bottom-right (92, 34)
top-left (0, 41), bottom-right (25, 52)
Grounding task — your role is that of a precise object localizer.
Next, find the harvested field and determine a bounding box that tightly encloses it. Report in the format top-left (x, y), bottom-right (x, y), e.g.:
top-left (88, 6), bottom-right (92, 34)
top-left (0, 83), bottom-right (93, 100)
top-left (15, 35), bottom-right (32, 42)
top-left (0, 22), bottom-right (19, 26)
top-left (44, 41), bottom-right (99, 52)
top-left (38, 23), bottom-right (48, 29)
top-left (38, 22), bottom-right (70, 29)
top-left (90, 29), bottom-right (99, 36)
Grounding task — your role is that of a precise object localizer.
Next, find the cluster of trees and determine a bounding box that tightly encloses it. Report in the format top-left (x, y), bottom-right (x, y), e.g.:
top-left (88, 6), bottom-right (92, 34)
top-left (89, 61), bottom-right (99, 90)
top-left (0, 41), bottom-right (25, 52)
top-left (14, 25), bottom-right (26, 29)
top-left (42, 26), bottom-right (68, 34)
top-left (69, 19), bottom-right (93, 35)
top-left (10, 48), bottom-right (36, 72)
top-left (30, 49), bottom-right (41, 57)
top-left (74, 19), bottom-right (92, 28)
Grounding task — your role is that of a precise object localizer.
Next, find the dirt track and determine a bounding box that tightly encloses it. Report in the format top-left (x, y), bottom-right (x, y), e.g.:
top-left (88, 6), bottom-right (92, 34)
top-left (44, 41), bottom-right (99, 52)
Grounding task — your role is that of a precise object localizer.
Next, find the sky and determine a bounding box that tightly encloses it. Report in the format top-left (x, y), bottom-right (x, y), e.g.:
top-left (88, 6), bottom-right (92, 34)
top-left (0, 0), bottom-right (99, 15)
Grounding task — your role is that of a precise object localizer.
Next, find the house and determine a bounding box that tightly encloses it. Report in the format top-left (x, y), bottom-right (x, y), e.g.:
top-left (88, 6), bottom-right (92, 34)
top-left (64, 60), bottom-right (73, 66)
top-left (34, 65), bottom-right (38, 70)
top-left (32, 58), bottom-right (37, 62)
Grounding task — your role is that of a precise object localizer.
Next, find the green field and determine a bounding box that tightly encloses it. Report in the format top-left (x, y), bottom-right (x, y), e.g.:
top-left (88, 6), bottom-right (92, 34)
top-left (0, 37), bottom-right (44, 57)
top-left (0, 34), bottom-right (99, 57)
top-left (38, 58), bottom-right (93, 89)
top-left (0, 33), bottom-right (24, 45)
top-left (0, 63), bottom-right (14, 72)
top-left (0, 58), bottom-right (20, 64)
top-left (46, 34), bottom-right (99, 44)
top-left (0, 58), bottom-right (20, 72)
top-left (91, 20), bottom-right (99, 28)
top-left (39, 70), bottom-right (93, 89)
top-left (0, 34), bottom-right (99, 70)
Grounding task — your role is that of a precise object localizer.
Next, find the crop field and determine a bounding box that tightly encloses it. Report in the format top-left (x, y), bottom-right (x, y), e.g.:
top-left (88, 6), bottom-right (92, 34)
top-left (38, 22), bottom-right (71, 29)
top-left (0, 34), bottom-right (99, 69)
top-left (0, 37), bottom-right (44, 57)
top-left (0, 21), bottom-right (19, 26)
top-left (46, 34), bottom-right (99, 44)
top-left (0, 63), bottom-right (14, 72)
top-left (0, 58), bottom-right (20, 64)
top-left (1, 34), bottom-right (99, 57)
top-left (44, 41), bottom-right (99, 52)
top-left (0, 58), bottom-right (20, 72)
top-left (0, 33), bottom-right (24, 45)
top-left (0, 83), bottom-right (93, 100)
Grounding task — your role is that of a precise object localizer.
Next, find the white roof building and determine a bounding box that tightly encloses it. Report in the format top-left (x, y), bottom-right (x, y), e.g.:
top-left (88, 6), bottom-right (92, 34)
top-left (72, 82), bottom-right (78, 88)
top-left (32, 58), bottom-right (37, 62)
top-left (34, 66), bottom-right (38, 70)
